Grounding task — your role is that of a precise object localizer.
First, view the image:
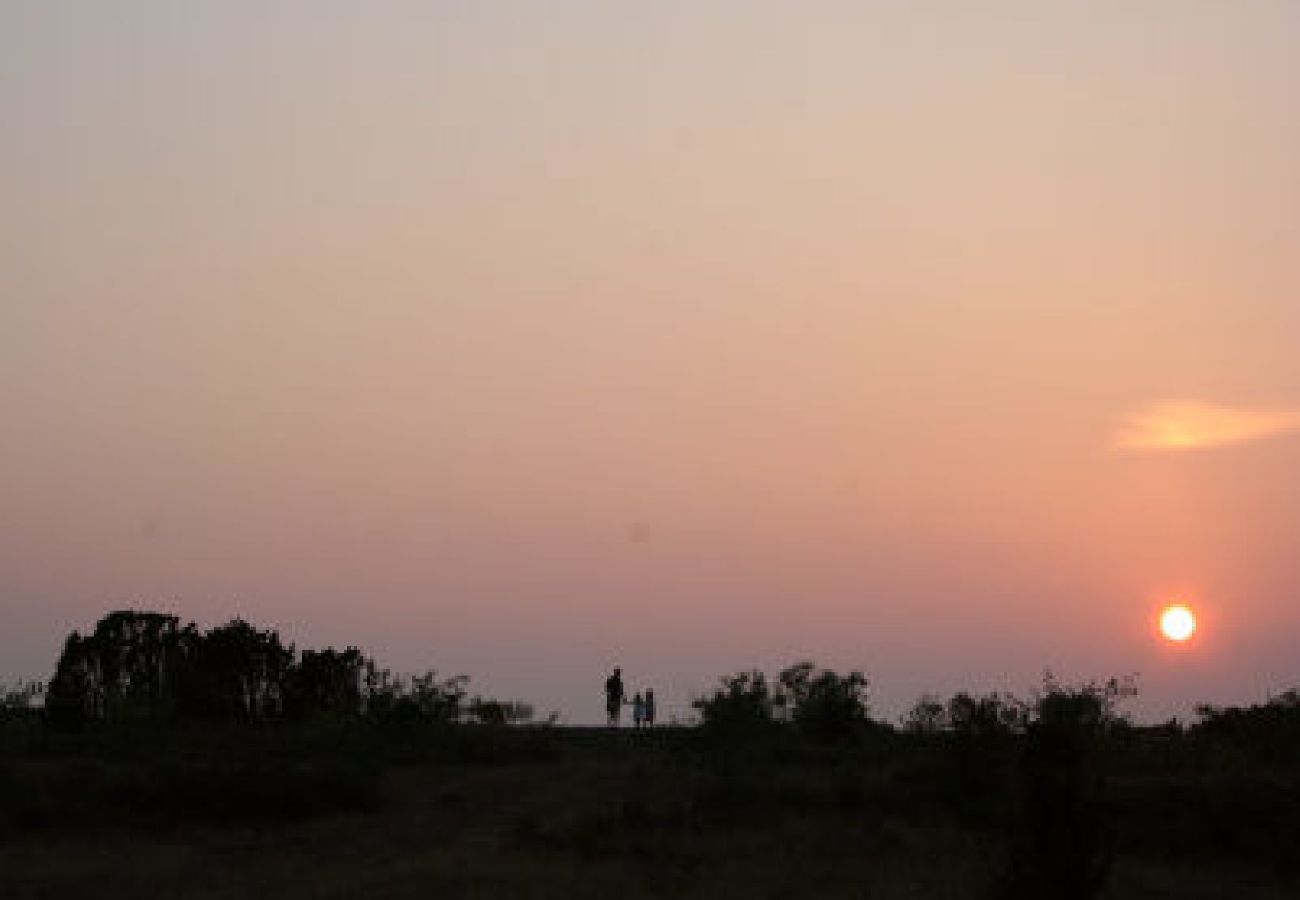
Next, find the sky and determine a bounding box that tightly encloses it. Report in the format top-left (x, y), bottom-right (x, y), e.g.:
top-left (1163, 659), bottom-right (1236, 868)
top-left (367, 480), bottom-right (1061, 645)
top-left (3, 2), bottom-right (1299, 724)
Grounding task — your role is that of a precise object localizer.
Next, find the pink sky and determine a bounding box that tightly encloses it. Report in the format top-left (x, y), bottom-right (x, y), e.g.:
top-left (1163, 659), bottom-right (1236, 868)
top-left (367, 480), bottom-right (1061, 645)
top-left (3, 3), bottom-right (1299, 722)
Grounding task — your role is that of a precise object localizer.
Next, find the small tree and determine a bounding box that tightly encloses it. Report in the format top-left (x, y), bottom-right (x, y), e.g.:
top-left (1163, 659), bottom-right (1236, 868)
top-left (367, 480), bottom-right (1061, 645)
top-left (1193, 689), bottom-right (1300, 761)
top-left (468, 698), bottom-right (534, 726)
top-left (1001, 674), bottom-right (1137, 900)
top-left (778, 661), bottom-right (870, 742)
top-left (947, 692), bottom-right (1027, 739)
top-left (692, 670), bottom-right (779, 737)
top-left (364, 666), bottom-right (468, 725)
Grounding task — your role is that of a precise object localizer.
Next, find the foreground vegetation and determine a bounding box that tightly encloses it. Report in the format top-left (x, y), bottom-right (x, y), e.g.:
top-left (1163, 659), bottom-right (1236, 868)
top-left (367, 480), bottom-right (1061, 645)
top-left (2, 611), bottom-right (1298, 899)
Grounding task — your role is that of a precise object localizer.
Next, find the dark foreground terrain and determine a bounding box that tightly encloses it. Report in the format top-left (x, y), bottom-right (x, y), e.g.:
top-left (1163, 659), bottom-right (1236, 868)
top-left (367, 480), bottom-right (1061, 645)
top-left (2, 721), bottom-right (1297, 900)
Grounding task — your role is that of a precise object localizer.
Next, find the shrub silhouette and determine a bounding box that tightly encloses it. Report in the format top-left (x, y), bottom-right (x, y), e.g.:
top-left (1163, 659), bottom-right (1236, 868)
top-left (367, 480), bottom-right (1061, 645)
top-left (999, 675), bottom-right (1136, 900)
top-left (947, 691), bottom-right (1027, 739)
top-left (692, 670), bottom-right (779, 737)
top-left (364, 667), bottom-right (469, 725)
top-left (1193, 690), bottom-right (1300, 762)
top-left (777, 661), bottom-right (870, 742)
top-left (901, 690), bottom-right (1026, 822)
top-left (692, 662), bottom-right (872, 744)
top-left (468, 698), bottom-right (535, 726)
top-left (286, 647), bottom-right (368, 719)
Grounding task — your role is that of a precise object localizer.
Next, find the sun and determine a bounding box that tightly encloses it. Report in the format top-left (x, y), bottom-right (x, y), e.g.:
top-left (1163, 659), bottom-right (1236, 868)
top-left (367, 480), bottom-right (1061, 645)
top-left (1159, 604), bottom-right (1197, 643)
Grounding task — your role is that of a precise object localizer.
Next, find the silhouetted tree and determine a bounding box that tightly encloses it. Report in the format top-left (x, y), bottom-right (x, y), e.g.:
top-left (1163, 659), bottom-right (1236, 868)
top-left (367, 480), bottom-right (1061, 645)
top-left (286, 647), bottom-right (368, 718)
top-left (1193, 689), bottom-right (1300, 761)
top-left (777, 661), bottom-right (870, 742)
top-left (46, 611), bottom-right (197, 727)
top-left (693, 670), bottom-right (779, 736)
top-left (1000, 675), bottom-right (1136, 900)
top-left (364, 666), bottom-right (469, 725)
top-left (178, 619), bottom-right (294, 722)
top-left (43, 610), bottom-right (506, 729)
top-left (947, 692), bottom-right (1027, 739)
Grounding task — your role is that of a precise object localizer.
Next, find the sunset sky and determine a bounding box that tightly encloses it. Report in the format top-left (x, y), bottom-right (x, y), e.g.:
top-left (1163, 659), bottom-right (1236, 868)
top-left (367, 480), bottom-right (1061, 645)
top-left (3, 3), bottom-right (1299, 723)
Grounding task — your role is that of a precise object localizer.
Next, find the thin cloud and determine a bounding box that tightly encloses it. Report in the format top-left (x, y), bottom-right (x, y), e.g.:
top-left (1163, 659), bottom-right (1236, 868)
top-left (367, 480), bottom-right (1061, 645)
top-left (1115, 401), bottom-right (1300, 452)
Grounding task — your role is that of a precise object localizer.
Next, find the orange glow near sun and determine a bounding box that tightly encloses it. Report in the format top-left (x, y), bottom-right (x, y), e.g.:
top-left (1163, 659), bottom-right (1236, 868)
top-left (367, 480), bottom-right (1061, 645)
top-left (1159, 604), bottom-right (1197, 643)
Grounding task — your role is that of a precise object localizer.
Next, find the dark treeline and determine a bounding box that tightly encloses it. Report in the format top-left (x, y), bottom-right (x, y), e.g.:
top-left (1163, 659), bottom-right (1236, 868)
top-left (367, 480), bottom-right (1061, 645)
top-left (11, 609), bottom-right (1299, 748)
top-left (676, 665), bottom-right (1300, 899)
top-left (4, 612), bottom-right (1300, 898)
top-left (38, 610), bottom-right (534, 729)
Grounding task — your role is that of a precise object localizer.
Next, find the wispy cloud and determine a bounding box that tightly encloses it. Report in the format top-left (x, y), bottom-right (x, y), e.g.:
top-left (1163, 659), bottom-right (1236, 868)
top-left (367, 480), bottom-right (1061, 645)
top-left (1115, 401), bottom-right (1300, 452)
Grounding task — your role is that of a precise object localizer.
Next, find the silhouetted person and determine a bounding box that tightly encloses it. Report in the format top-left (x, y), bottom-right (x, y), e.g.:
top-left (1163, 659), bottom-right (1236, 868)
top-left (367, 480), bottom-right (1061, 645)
top-left (632, 691), bottom-right (645, 728)
top-left (644, 689), bottom-right (656, 727)
top-left (605, 667), bottom-right (625, 726)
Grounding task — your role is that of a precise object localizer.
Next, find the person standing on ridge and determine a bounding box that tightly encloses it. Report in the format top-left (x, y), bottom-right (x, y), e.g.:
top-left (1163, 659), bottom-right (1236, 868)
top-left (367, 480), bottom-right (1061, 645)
top-left (605, 667), bottom-right (626, 726)
top-left (644, 689), bottom-right (656, 727)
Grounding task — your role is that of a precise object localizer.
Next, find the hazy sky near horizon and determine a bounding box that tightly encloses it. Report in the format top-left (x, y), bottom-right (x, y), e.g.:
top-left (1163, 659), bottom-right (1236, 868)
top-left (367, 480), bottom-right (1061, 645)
top-left (3, 2), bottom-right (1299, 722)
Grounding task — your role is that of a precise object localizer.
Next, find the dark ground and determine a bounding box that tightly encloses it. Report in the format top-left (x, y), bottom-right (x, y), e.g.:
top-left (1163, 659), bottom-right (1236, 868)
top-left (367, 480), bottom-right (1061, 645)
top-left (1, 724), bottom-right (1297, 899)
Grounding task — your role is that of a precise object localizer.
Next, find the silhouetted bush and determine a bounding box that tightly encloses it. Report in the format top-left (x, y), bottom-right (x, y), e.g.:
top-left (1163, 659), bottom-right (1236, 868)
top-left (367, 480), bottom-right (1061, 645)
top-left (364, 667), bottom-right (468, 726)
top-left (692, 670), bottom-right (779, 738)
top-left (998, 675), bottom-right (1136, 900)
top-left (896, 690), bottom-right (1026, 823)
top-left (692, 662), bottom-right (873, 746)
top-left (1192, 689), bottom-right (1300, 763)
top-left (778, 661), bottom-right (871, 743)
top-left (285, 646), bottom-right (368, 719)
top-left (468, 697), bottom-right (535, 726)
top-left (947, 691), bottom-right (1027, 739)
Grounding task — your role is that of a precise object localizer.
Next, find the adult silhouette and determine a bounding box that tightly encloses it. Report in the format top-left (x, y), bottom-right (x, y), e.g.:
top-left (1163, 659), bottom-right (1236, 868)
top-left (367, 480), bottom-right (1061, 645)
top-left (604, 667), bottom-right (626, 726)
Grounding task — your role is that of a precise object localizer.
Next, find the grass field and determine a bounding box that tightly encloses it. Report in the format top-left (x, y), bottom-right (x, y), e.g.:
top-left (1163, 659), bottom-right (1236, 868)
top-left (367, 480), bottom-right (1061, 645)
top-left (2, 723), bottom-right (1297, 899)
